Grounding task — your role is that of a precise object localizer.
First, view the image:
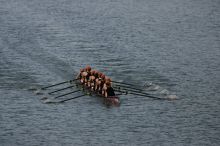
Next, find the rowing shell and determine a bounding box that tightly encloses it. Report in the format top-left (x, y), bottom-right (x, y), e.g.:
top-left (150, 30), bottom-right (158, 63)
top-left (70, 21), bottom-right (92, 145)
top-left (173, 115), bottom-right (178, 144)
top-left (74, 80), bottom-right (120, 106)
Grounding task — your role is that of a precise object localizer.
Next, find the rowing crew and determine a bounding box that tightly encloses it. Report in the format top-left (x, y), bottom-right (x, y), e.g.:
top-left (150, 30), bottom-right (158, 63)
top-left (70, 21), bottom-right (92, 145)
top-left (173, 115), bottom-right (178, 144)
top-left (76, 65), bottom-right (116, 98)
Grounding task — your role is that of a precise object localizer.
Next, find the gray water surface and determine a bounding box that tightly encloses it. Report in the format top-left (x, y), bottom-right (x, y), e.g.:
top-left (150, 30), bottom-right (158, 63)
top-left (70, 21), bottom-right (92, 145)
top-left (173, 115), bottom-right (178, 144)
top-left (0, 0), bottom-right (220, 145)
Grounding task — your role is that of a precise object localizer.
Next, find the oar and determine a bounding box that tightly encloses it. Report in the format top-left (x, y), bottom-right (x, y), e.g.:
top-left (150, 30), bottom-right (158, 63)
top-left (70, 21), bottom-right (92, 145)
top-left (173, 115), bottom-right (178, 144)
top-left (115, 91), bottom-right (128, 96)
top-left (48, 85), bottom-right (75, 94)
top-left (114, 89), bottom-right (163, 100)
top-left (53, 90), bottom-right (81, 99)
top-left (112, 80), bottom-right (154, 89)
top-left (112, 81), bottom-right (148, 91)
top-left (121, 88), bottom-right (176, 100)
top-left (112, 81), bottom-right (137, 87)
top-left (58, 94), bottom-right (86, 103)
top-left (43, 94), bottom-right (86, 104)
top-left (114, 85), bottom-right (154, 96)
top-left (131, 91), bottom-right (177, 100)
top-left (41, 78), bottom-right (78, 90)
top-left (127, 92), bottom-right (164, 100)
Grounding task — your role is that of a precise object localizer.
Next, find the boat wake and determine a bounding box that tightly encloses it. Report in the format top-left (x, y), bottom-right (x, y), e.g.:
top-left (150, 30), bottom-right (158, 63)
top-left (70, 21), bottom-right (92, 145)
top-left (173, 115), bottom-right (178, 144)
top-left (39, 96), bottom-right (59, 104)
top-left (27, 86), bottom-right (38, 91)
top-left (27, 86), bottom-right (44, 95)
top-left (143, 81), bottom-right (178, 100)
top-left (33, 89), bottom-right (44, 95)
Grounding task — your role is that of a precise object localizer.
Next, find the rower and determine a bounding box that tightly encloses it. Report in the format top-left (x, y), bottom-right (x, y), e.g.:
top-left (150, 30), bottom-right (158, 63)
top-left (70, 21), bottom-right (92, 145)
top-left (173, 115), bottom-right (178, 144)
top-left (88, 70), bottom-right (96, 90)
top-left (95, 72), bottom-right (102, 92)
top-left (96, 73), bottom-right (105, 94)
top-left (76, 68), bottom-right (84, 80)
top-left (80, 69), bottom-right (88, 84)
top-left (84, 65), bottom-right (92, 85)
top-left (76, 68), bottom-right (86, 84)
top-left (93, 70), bottom-right (99, 91)
top-left (102, 79), bottom-right (115, 98)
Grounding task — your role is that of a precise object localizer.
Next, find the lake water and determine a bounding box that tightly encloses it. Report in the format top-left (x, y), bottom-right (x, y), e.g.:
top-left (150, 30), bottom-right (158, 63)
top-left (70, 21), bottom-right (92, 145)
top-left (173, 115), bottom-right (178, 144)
top-left (0, 0), bottom-right (219, 145)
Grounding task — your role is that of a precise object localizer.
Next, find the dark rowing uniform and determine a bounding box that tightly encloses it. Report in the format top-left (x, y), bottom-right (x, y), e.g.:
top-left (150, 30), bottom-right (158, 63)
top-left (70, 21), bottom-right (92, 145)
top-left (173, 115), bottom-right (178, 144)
top-left (106, 87), bottom-right (115, 97)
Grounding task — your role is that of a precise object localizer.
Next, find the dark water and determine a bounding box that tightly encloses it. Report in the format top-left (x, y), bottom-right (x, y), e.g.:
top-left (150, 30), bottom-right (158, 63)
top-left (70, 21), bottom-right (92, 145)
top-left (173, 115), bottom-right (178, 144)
top-left (0, 0), bottom-right (219, 145)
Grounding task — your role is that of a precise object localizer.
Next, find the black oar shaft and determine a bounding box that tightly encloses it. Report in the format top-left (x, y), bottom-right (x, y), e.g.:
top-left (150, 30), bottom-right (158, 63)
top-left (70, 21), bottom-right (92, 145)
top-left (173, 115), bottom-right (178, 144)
top-left (114, 85), bottom-right (154, 97)
top-left (41, 78), bottom-right (78, 90)
top-left (114, 85), bottom-right (142, 92)
top-left (115, 89), bottom-right (162, 100)
top-left (59, 94), bottom-right (86, 103)
top-left (54, 90), bottom-right (80, 99)
top-left (128, 92), bottom-right (163, 100)
top-left (48, 85), bottom-right (74, 94)
top-left (112, 81), bottom-right (136, 87)
top-left (41, 80), bottom-right (70, 90)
